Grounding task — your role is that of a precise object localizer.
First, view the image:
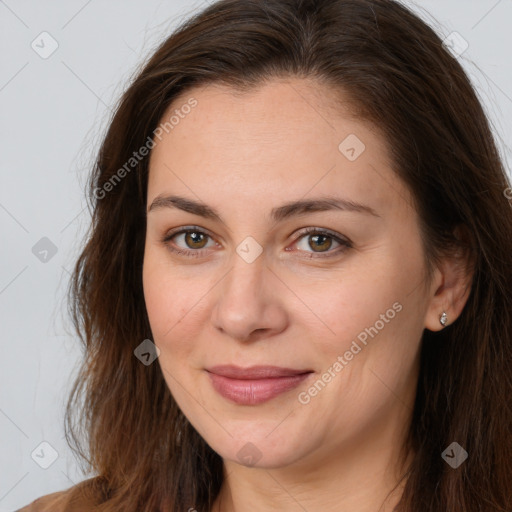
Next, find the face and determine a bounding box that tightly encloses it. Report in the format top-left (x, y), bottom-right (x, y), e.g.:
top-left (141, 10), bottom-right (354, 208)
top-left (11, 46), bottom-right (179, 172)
top-left (143, 78), bottom-right (432, 471)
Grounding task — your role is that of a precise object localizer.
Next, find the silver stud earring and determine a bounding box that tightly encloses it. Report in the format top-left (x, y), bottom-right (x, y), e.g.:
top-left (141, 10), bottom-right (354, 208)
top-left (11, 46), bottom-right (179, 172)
top-left (439, 311), bottom-right (448, 326)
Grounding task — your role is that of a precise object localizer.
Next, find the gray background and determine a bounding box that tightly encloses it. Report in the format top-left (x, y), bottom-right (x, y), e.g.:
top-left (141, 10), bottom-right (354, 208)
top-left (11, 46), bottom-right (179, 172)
top-left (1, 0), bottom-right (511, 510)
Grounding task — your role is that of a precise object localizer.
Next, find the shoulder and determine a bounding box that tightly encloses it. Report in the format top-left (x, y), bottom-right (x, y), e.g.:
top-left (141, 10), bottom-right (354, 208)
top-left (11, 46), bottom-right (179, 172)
top-left (16, 478), bottom-right (99, 512)
top-left (16, 489), bottom-right (71, 511)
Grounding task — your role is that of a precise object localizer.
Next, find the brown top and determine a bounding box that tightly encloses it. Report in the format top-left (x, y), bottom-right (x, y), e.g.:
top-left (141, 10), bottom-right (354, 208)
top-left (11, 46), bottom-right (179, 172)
top-left (17, 490), bottom-right (74, 511)
top-left (16, 481), bottom-right (98, 512)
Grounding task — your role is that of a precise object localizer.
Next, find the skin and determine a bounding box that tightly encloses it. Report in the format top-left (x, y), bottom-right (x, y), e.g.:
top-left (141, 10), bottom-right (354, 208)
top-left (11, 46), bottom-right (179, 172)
top-left (142, 77), bottom-right (472, 512)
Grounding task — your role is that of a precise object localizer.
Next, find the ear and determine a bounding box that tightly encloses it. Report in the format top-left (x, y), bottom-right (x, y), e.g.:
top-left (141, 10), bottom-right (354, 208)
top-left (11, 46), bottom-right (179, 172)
top-left (424, 225), bottom-right (475, 331)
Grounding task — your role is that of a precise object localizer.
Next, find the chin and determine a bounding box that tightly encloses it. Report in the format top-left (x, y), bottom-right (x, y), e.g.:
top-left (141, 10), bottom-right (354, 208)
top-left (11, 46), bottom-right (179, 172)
top-left (203, 426), bottom-right (312, 469)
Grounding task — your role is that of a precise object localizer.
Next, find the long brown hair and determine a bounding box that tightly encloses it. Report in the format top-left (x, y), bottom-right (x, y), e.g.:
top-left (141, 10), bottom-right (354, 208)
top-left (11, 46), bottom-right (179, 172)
top-left (64, 0), bottom-right (512, 510)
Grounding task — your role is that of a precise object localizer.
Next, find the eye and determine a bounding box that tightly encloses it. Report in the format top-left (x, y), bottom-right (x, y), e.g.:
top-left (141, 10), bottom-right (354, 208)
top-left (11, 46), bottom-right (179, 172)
top-left (161, 226), bottom-right (217, 258)
top-left (161, 226), bottom-right (352, 259)
top-left (289, 227), bottom-right (352, 258)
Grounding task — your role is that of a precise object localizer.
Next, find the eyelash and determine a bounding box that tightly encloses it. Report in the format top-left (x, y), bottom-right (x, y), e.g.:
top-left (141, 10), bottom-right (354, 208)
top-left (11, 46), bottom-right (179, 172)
top-left (161, 225), bottom-right (352, 259)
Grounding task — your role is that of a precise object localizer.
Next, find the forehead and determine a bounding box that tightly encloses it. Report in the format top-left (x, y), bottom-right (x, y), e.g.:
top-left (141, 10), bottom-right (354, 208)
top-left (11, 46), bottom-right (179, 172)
top-left (147, 78), bottom-right (410, 219)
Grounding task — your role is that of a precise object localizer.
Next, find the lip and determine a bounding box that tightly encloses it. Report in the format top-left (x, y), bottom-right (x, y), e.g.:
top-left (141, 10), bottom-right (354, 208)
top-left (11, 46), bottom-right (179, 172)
top-left (206, 365), bottom-right (313, 405)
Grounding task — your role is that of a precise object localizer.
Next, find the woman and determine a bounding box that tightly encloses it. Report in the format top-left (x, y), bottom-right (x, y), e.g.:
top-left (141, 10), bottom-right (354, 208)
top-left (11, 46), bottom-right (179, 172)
top-left (18, 0), bottom-right (512, 510)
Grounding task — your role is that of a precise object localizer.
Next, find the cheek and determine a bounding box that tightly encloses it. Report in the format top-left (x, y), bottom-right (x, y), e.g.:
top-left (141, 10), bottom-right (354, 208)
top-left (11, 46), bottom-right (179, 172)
top-left (143, 248), bottom-right (195, 337)
top-left (302, 246), bottom-right (424, 381)
top-left (300, 265), bottom-right (400, 349)
top-left (142, 263), bottom-right (196, 397)
top-left (142, 251), bottom-right (214, 385)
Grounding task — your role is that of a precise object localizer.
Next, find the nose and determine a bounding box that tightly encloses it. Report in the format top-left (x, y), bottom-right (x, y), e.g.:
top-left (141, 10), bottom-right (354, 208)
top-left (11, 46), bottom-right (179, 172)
top-left (210, 251), bottom-right (289, 343)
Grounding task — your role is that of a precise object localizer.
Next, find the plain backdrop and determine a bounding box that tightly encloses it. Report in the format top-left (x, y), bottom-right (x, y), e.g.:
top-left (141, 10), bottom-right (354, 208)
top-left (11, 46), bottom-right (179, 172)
top-left (1, 0), bottom-right (511, 510)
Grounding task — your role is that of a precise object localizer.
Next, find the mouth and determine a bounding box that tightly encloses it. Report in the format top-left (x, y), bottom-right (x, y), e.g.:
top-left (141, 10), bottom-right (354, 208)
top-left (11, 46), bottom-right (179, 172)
top-left (205, 365), bottom-right (314, 405)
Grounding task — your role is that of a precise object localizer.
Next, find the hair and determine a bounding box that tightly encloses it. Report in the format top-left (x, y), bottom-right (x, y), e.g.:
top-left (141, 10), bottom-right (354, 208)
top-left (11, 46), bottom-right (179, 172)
top-left (64, 0), bottom-right (512, 510)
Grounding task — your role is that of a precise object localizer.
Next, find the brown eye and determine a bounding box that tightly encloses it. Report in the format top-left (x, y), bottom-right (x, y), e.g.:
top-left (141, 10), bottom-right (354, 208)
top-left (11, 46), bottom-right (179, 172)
top-left (307, 233), bottom-right (333, 252)
top-left (182, 231), bottom-right (209, 249)
top-left (292, 228), bottom-right (352, 258)
top-left (162, 227), bottom-right (215, 257)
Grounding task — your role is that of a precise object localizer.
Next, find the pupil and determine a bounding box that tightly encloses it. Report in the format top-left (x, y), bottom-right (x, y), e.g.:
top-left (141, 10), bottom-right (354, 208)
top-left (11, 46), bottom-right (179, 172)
top-left (187, 231), bottom-right (205, 248)
top-left (311, 234), bottom-right (331, 252)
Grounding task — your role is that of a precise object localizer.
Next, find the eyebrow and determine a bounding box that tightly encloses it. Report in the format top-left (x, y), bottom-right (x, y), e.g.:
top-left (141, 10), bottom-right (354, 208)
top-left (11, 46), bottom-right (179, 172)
top-left (147, 194), bottom-right (381, 224)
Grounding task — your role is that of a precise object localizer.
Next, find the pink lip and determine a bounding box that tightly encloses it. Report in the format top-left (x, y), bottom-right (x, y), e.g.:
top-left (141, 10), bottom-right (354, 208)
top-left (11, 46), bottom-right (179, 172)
top-left (206, 365), bottom-right (313, 405)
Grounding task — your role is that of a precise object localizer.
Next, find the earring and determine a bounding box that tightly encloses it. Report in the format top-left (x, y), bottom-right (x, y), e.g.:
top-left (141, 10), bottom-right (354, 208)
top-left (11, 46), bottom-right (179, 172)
top-left (439, 311), bottom-right (448, 326)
